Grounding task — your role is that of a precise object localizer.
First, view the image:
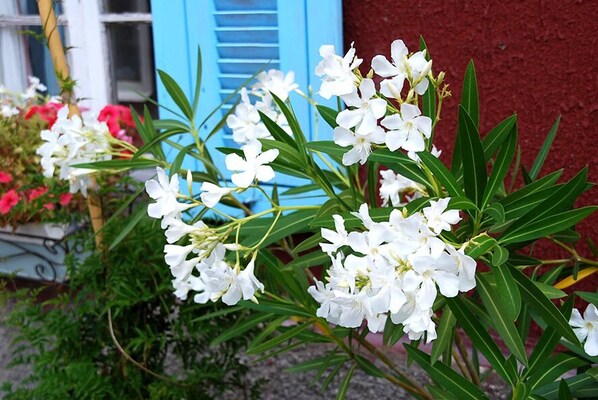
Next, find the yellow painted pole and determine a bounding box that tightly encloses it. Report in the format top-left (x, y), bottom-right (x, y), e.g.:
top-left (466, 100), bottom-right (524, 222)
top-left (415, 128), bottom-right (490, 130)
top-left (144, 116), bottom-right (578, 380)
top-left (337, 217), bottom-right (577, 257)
top-left (37, 0), bottom-right (104, 249)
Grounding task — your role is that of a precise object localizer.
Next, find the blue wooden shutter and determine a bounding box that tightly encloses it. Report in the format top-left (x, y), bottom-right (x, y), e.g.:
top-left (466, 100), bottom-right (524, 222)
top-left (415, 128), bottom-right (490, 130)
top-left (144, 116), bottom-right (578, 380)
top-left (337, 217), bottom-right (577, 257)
top-left (151, 0), bottom-right (343, 208)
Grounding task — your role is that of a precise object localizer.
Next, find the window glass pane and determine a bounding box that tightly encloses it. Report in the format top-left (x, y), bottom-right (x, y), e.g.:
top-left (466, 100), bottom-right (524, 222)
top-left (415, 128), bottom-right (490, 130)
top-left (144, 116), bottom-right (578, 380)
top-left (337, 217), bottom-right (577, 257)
top-left (103, 0), bottom-right (150, 14)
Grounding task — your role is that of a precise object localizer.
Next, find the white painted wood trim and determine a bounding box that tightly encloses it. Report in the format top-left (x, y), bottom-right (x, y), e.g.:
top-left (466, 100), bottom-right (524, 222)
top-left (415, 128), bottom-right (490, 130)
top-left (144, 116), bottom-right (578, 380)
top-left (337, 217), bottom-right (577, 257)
top-left (100, 13), bottom-right (152, 24)
top-left (0, 15), bottom-right (68, 26)
top-left (62, 0), bottom-right (111, 112)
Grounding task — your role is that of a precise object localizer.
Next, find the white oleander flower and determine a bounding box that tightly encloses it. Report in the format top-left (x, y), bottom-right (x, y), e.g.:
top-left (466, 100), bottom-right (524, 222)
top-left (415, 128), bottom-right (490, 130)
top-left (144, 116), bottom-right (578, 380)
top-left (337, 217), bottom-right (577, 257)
top-left (200, 182), bottom-right (233, 208)
top-left (36, 107), bottom-right (113, 196)
top-left (336, 79), bottom-right (387, 135)
top-left (254, 69), bottom-right (298, 101)
top-left (163, 217), bottom-right (208, 244)
top-left (381, 103), bottom-right (432, 153)
top-left (145, 167), bottom-right (194, 219)
top-left (379, 169), bottom-right (426, 207)
top-left (423, 198), bottom-right (461, 234)
top-left (333, 126), bottom-right (385, 166)
top-left (225, 140), bottom-right (279, 188)
top-left (372, 39), bottom-right (432, 97)
top-left (194, 249), bottom-right (264, 306)
top-left (23, 76), bottom-right (47, 100)
top-left (226, 88), bottom-right (272, 144)
top-left (315, 43), bottom-right (362, 99)
top-left (310, 199), bottom-right (474, 342)
top-left (0, 103), bottom-right (19, 118)
top-left (320, 214), bottom-right (349, 255)
top-left (570, 304), bottom-right (598, 356)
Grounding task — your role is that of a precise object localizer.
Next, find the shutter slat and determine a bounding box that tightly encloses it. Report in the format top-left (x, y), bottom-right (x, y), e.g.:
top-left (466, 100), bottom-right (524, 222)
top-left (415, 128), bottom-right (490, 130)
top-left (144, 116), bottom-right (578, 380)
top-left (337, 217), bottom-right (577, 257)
top-left (215, 28), bottom-right (278, 43)
top-left (217, 44), bottom-right (278, 58)
top-left (218, 59), bottom-right (280, 73)
top-left (215, 0), bottom-right (277, 11)
top-left (214, 11), bottom-right (277, 27)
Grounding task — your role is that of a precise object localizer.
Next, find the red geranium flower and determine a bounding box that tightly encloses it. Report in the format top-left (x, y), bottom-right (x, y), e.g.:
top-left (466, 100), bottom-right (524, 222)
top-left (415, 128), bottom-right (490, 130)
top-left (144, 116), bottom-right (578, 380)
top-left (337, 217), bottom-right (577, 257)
top-left (0, 171), bottom-right (12, 184)
top-left (58, 192), bottom-right (73, 206)
top-left (28, 186), bottom-right (49, 201)
top-left (25, 102), bottom-right (64, 128)
top-left (0, 190), bottom-right (19, 214)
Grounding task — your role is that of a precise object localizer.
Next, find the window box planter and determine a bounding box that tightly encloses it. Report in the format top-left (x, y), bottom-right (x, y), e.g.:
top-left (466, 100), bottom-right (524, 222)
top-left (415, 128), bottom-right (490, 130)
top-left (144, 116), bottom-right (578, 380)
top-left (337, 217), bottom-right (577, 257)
top-left (0, 223), bottom-right (83, 282)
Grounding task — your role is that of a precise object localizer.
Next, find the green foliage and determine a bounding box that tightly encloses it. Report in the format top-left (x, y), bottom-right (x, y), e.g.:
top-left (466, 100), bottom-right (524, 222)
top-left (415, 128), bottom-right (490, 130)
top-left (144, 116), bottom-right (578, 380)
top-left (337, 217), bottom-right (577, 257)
top-left (1, 212), bottom-right (263, 399)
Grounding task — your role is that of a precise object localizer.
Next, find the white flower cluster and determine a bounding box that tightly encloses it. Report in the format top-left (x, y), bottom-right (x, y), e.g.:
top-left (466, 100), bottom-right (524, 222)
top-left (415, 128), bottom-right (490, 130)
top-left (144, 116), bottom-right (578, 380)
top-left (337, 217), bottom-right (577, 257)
top-left (145, 167), bottom-right (264, 305)
top-left (309, 198), bottom-right (476, 342)
top-left (570, 303), bottom-right (598, 356)
top-left (0, 76), bottom-right (48, 118)
top-left (226, 69), bottom-right (298, 145)
top-left (315, 40), bottom-right (434, 166)
top-left (379, 169), bottom-right (427, 207)
top-left (36, 107), bottom-right (112, 196)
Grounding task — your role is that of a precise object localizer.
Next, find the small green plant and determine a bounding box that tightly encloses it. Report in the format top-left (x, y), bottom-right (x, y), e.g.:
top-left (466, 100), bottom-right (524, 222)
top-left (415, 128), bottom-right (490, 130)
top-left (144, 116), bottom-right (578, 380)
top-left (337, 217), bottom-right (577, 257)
top-left (1, 208), bottom-right (263, 399)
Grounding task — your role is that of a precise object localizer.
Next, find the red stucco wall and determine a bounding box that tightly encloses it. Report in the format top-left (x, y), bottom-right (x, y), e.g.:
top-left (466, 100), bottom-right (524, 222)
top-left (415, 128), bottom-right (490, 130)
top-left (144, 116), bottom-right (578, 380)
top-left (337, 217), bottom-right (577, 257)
top-left (343, 0), bottom-right (597, 291)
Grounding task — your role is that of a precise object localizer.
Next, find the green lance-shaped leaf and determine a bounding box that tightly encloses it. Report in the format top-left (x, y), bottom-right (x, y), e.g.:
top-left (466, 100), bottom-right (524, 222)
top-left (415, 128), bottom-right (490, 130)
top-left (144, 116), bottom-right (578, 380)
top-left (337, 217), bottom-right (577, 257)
top-left (211, 313), bottom-right (275, 346)
top-left (499, 167), bottom-right (588, 242)
top-left (191, 46), bottom-right (202, 116)
top-left (108, 205), bottom-right (148, 251)
top-left (336, 364), bottom-right (356, 400)
top-left (458, 106), bottom-right (487, 206)
top-left (240, 209), bottom-right (318, 248)
top-left (452, 60), bottom-right (479, 172)
top-left (369, 148), bottom-right (430, 188)
top-left (557, 379), bottom-right (573, 400)
top-left (491, 245), bottom-right (509, 267)
top-left (157, 69), bottom-right (194, 120)
top-left (526, 353), bottom-right (587, 390)
top-left (310, 198), bottom-right (341, 229)
top-left (134, 126), bottom-right (190, 160)
top-left (405, 345), bottom-right (490, 400)
top-left (448, 297), bottom-right (515, 385)
top-left (259, 137), bottom-right (305, 168)
top-left (286, 353), bottom-right (349, 373)
top-left (72, 158), bottom-right (162, 171)
top-left (499, 206), bottom-right (598, 245)
top-left (306, 140), bottom-right (345, 164)
top-left (524, 297), bottom-right (573, 379)
top-left (490, 261), bottom-right (520, 320)
top-left (430, 307), bottom-right (456, 364)
top-left (246, 323), bottom-right (312, 355)
top-left (499, 169), bottom-right (563, 214)
top-left (463, 233), bottom-right (497, 259)
top-left (270, 92), bottom-right (308, 150)
top-left (485, 203), bottom-right (506, 225)
top-left (292, 233), bottom-right (323, 255)
top-left (533, 367), bottom-right (598, 399)
top-left (258, 250), bottom-right (307, 302)
top-left (316, 105), bottom-right (339, 129)
top-left (476, 274), bottom-right (528, 365)
top-left (382, 317), bottom-right (405, 346)
top-left (354, 355), bottom-right (385, 378)
top-left (577, 291), bottom-right (598, 307)
top-left (530, 116), bottom-right (561, 181)
top-left (259, 110), bottom-right (298, 149)
top-left (462, 60), bottom-right (479, 129)
top-left (482, 121), bottom-right (517, 208)
top-left (418, 151), bottom-right (464, 198)
top-left (482, 114), bottom-right (517, 161)
top-left (509, 265), bottom-right (580, 345)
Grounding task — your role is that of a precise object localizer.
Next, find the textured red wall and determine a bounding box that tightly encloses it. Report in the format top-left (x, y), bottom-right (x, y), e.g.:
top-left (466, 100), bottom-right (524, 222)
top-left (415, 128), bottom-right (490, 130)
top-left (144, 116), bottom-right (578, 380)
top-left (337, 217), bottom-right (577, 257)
top-left (343, 0), bottom-right (597, 290)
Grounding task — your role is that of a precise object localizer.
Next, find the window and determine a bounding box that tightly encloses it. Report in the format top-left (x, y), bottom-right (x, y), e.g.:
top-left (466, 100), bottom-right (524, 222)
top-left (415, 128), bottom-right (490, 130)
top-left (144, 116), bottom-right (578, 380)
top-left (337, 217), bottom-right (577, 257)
top-left (0, 0), bottom-right (65, 94)
top-left (0, 0), bottom-right (155, 111)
